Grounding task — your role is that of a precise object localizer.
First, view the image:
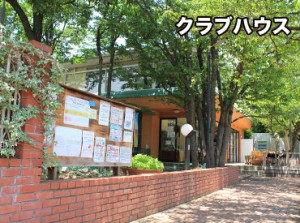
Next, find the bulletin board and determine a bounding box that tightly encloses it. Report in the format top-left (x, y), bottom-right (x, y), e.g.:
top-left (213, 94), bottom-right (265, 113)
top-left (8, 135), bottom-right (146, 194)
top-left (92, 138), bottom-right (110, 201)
top-left (49, 84), bottom-right (139, 167)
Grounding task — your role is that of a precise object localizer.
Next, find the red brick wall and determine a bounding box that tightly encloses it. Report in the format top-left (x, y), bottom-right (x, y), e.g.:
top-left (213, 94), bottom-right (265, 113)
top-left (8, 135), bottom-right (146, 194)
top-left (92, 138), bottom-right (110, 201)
top-left (0, 41), bottom-right (239, 222)
top-left (0, 163), bottom-right (239, 223)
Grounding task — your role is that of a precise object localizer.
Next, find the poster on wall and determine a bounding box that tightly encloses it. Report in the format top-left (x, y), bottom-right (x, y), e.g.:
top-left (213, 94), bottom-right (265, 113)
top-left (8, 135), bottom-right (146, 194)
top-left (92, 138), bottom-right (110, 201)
top-left (167, 132), bottom-right (175, 138)
top-left (81, 131), bottom-right (95, 158)
top-left (53, 126), bottom-right (82, 157)
top-left (123, 131), bottom-right (133, 143)
top-left (106, 145), bottom-right (120, 163)
top-left (124, 107), bottom-right (134, 130)
top-left (89, 108), bottom-right (98, 120)
top-left (110, 106), bottom-right (124, 126)
top-left (120, 146), bottom-right (132, 164)
top-left (99, 101), bottom-right (110, 126)
top-left (64, 95), bottom-right (90, 127)
top-left (167, 126), bottom-right (174, 132)
top-left (94, 137), bottom-right (106, 163)
top-left (109, 123), bottom-right (123, 142)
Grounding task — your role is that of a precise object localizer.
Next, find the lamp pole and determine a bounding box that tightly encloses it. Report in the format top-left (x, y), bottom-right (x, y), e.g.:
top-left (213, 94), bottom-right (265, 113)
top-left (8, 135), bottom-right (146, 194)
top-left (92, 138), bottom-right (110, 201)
top-left (181, 124), bottom-right (196, 170)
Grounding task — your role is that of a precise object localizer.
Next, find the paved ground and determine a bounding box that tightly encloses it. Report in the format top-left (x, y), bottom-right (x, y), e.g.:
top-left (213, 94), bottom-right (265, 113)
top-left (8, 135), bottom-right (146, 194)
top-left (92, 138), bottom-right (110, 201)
top-left (131, 176), bottom-right (300, 223)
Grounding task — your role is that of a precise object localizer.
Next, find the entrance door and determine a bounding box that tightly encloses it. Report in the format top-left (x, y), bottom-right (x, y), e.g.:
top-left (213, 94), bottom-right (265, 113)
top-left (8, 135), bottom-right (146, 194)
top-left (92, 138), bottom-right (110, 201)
top-left (159, 119), bottom-right (178, 162)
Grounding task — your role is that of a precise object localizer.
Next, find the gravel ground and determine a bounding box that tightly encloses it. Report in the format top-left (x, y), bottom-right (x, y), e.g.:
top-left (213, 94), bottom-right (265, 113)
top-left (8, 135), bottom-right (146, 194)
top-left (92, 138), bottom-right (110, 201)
top-left (131, 176), bottom-right (300, 223)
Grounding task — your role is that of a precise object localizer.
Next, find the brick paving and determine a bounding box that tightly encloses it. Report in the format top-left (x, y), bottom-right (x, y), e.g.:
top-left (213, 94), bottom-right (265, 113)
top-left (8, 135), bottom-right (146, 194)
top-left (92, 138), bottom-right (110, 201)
top-left (131, 176), bottom-right (300, 223)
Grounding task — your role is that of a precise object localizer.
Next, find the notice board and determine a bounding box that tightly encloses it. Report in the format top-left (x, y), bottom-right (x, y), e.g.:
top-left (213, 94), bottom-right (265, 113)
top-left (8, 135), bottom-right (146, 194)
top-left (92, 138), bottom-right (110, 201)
top-left (49, 84), bottom-right (138, 167)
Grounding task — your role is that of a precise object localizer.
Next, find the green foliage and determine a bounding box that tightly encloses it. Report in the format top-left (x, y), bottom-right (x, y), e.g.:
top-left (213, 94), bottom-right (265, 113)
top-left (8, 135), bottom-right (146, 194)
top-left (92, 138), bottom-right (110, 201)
top-left (244, 129), bottom-right (252, 139)
top-left (58, 166), bottom-right (113, 179)
top-left (121, 0), bottom-right (300, 167)
top-left (0, 28), bottom-right (63, 176)
top-left (251, 121), bottom-right (268, 133)
top-left (131, 154), bottom-right (164, 170)
top-left (4, 0), bottom-right (94, 61)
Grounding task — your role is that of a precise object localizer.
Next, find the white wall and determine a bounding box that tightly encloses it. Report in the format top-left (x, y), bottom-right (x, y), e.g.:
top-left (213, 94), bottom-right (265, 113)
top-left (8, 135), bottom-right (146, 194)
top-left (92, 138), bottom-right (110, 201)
top-left (240, 139), bottom-right (253, 163)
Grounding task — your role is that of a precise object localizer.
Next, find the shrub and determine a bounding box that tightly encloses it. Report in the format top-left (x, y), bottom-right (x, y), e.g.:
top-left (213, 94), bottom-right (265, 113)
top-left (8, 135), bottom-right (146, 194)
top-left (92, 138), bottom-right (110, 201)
top-left (244, 129), bottom-right (252, 139)
top-left (131, 154), bottom-right (164, 170)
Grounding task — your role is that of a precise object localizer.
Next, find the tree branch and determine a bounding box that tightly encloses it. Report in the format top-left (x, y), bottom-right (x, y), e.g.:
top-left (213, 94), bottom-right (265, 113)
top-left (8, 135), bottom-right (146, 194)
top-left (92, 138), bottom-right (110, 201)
top-left (232, 114), bottom-right (263, 123)
top-left (6, 0), bottom-right (35, 40)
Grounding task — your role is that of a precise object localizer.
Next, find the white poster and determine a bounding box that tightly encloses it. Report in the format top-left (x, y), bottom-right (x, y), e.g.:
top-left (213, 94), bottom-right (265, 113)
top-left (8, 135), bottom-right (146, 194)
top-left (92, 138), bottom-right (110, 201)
top-left (99, 101), bottom-right (110, 126)
top-left (124, 107), bottom-right (134, 130)
top-left (167, 132), bottom-right (175, 138)
top-left (110, 107), bottom-right (124, 126)
top-left (167, 126), bottom-right (174, 132)
top-left (106, 145), bottom-right (120, 163)
top-left (109, 123), bottom-right (123, 142)
top-left (89, 108), bottom-right (98, 120)
top-left (94, 137), bottom-right (106, 163)
top-left (165, 140), bottom-right (171, 145)
top-left (64, 95), bottom-right (90, 127)
top-left (53, 126), bottom-right (82, 157)
top-left (120, 147), bottom-right (132, 164)
top-left (123, 131), bottom-right (133, 143)
top-left (81, 131), bottom-right (95, 158)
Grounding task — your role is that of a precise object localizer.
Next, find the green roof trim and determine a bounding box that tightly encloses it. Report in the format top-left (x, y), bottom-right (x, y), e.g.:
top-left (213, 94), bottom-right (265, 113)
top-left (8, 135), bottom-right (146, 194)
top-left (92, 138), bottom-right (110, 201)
top-left (110, 87), bottom-right (178, 99)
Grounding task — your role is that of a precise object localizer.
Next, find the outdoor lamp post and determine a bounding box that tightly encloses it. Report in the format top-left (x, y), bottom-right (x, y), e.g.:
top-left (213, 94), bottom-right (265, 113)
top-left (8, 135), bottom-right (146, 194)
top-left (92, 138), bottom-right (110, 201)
top-left (181, 124), bottom-right (196, 170)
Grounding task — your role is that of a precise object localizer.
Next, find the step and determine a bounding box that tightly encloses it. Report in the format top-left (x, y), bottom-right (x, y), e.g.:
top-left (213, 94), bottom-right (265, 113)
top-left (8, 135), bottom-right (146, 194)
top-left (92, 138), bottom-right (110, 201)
top-left (239, 170), bottom-right (265, 177)
top-left (239, 165), bottom-right (263, 171)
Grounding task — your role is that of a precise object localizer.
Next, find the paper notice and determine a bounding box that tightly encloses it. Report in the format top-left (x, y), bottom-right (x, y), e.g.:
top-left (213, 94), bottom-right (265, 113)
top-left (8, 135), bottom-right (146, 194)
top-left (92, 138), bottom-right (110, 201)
top-left (120, 146), bottom-right (132, 164)
top-left (89, 108), bottom-right (98, 120)
top-left (167, 132), bottom-right (175, 138)
top-left (64, 95), bottom-right (90, 127)
top-left (109, 123), bottom-right (123, 142)
top-left (94, 137), bottom-right (106, 163)
top-left (124, 107), bottom-right (134, 130)
top-left (123, 131), bottom-right (133, 143)
top-left (106, 145), bottom-right (120, 163)
top-left (99, 101), bottom-right (110, 126)
top-left (81, 131), bottom-right (95, 158)
top-left (110, 106), bottom-right (124, 126)
top-left (53, 126), bottom-right (82, 157)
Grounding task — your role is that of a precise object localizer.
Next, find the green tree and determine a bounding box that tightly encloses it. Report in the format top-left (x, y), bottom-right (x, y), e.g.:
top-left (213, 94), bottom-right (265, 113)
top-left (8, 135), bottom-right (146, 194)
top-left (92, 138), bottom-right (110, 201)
top-left (3, 0), bottom-right (93, 54)
top-left (92, 0), bottom-right (127, 97)
top-left (243, 55), bottom-right (300, 152)
top-left (122, 0), bottom-right (300, 167)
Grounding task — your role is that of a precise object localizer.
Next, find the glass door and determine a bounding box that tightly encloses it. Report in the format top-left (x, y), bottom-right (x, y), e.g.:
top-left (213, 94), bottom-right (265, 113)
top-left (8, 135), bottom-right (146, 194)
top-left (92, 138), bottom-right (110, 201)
top-left (228, 129), bottom-right (239, 163)
top-left (159, 119), bottom-right (178, 162)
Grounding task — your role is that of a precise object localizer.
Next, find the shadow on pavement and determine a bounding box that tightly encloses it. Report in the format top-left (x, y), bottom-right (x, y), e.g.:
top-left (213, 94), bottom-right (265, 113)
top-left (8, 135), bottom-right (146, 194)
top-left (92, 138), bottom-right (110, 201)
top-left (131, 177), bottom-right (300, 223)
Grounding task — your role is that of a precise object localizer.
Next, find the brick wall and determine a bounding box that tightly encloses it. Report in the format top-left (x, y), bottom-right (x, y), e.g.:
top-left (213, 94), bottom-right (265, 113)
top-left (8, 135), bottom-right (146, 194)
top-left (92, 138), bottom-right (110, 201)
top-left (0, 163), bottom-right (239, 223)
top-left (0, 41), bottom-right (239, 222)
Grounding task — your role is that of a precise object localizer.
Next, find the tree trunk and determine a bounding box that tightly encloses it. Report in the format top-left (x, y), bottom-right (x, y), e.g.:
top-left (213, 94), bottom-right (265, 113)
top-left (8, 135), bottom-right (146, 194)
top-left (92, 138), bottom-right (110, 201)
top-left (204, 37), bottom-right (218, 168)
top-left (6, 0), bottom-right (36, 40)
top-left (195, 44), bottom-right (207, 164)
top-left (96, 26), bottom-right (104, 96)
top-left (195, 95), bottom-right (207, 163)
top-left (291, 121), bottom-right (300, 153)
top-left (184, 94), bottom-right (198, 168)
top-left (106, 42), bottom-right (115, 99)
top-left (32, 11), bottom-right (43, 42)
top-left (216, 108), bottom-right (226, 166)
top-left (218, 106), bottom-right (233, 166)
top-left (208, 36), bottom-right (218, 167)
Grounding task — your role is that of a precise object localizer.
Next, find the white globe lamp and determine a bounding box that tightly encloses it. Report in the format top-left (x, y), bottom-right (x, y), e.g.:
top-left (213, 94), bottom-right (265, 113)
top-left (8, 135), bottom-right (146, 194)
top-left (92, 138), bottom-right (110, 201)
top-left (181, 124), bottom-right (193, 137)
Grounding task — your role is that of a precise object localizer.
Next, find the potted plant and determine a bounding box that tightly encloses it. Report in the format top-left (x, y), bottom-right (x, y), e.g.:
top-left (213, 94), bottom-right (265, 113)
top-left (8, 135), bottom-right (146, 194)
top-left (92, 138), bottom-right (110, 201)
top-left (122, 154), bottom-right (164, 175)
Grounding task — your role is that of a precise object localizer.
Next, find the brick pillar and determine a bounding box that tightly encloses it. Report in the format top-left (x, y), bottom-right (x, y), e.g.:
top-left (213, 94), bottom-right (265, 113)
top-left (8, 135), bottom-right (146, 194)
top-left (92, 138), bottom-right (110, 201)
top-left (0, 41), bottom-right (52, 222)
top-left (14, 41), bottom-right (52, 180)
top-left (16, 91), bottom-right (44, 161)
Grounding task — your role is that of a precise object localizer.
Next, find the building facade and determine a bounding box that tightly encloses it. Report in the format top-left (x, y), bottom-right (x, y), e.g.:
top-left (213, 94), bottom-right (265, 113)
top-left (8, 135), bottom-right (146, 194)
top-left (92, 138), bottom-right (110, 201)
top-left (62, 58), bottom-right (252, 163)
